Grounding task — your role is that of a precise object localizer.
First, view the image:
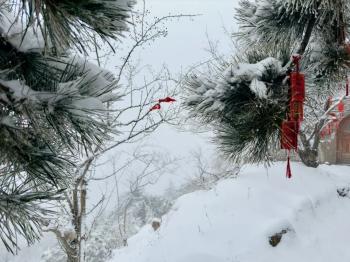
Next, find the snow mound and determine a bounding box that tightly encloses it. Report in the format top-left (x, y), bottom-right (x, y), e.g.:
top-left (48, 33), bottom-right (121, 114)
top-left (109, 162), bottom-right (350, 262)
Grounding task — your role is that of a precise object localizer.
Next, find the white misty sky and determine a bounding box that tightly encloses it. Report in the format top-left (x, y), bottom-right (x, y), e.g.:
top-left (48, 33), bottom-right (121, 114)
top-left (89, 0), bottom-right (242, 198)
top-left (135, 0), bottom-right (237, 72)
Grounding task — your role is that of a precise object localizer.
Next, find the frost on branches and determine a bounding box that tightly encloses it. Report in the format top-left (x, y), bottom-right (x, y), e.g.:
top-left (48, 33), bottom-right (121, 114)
top-left (186, 57), bottom-right (283, 116)
top-left (184, 57), bottom-right (288, 163)
top-left (0, 0), bottom-right (135, 253)
top-left (41, 192), bottom-right (172, 262)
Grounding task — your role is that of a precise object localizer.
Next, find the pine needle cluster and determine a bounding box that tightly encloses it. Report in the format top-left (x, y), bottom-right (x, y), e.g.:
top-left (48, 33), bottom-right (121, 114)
top-left (184, 52), bottom-right (290, 163)
top-left (0, 0), bottom-right (134, 253)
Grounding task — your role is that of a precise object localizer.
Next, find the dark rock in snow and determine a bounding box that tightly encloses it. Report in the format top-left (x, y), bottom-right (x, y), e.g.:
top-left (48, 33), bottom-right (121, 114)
top-left (337, 187), bottom-right (350, 198)
top-left (269, 229), bottom-right (289, 247)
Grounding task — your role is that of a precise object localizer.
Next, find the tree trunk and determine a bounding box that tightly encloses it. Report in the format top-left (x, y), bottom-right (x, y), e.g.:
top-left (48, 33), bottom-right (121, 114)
top-left (67, 251), bottom-right (79, 262)
top-left (298, 119), bottom-right (325, 168)
top-left (298, 148), bottom-right (319, 168)
top-left (50, 229), bottom-right (79, 262)
top-left (296, 16), bottom-right (317, 56)
top-left (56, 177), bottom-right (87, 262)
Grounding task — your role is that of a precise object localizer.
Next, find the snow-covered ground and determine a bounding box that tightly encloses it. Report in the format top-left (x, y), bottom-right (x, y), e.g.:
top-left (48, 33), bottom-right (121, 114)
top-left (109, 162), bottom-right (350, 262)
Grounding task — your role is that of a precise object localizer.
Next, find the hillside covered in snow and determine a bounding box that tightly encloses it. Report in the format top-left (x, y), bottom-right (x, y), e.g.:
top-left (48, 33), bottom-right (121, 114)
top-left (110, 163), bottom-right (350, 262)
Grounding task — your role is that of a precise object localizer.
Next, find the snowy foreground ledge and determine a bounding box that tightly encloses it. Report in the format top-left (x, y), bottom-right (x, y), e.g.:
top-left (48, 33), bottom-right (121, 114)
top-left (110, 163), bottom-right (350, 262)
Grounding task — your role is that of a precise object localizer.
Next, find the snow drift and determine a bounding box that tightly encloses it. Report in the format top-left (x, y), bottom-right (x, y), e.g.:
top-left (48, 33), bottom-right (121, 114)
top-left (110, 162), bottom-right (350, 262)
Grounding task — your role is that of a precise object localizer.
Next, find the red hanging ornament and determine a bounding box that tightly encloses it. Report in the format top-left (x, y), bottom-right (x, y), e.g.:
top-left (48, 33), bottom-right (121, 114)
top-left (280, 55), bottom-right (305, 179)
top-left (289, 65), bottom-right (305, 121)
top-left (281, 120), bottom-right (299, 150)
top-left (149, 103), bottom-right (161, 111)
top-left (338, 100), bottom-right (345, 113)
top-left (290, 72), bottom-right (305, 102)
top-left (289, 101), bottom-right (304, 121)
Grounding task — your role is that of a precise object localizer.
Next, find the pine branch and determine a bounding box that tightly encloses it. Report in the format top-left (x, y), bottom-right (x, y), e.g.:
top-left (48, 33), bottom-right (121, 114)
top-left (18, 0), bottom-right (136, 52)
top-left (0, 176), bottom-right (63, 254)
top-left (296, 16), bottom-right (316, 56)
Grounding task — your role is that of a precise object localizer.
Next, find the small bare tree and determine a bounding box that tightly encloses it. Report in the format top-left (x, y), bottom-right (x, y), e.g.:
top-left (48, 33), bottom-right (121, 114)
top-left (43, 2), bottom-right (194, 261)
top-left (43, 147), bottom-right (176, 262)
top-left (176, 149), bottom-right (240, 195)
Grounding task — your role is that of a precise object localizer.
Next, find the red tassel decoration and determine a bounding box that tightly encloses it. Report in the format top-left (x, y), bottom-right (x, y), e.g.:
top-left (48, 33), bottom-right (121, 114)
top-left (286, 151), bottom-right (292, 179)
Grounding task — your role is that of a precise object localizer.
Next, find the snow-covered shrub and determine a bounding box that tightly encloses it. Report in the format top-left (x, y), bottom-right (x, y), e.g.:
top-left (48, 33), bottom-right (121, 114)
top-left (41, 192), bottom-right (172, 262)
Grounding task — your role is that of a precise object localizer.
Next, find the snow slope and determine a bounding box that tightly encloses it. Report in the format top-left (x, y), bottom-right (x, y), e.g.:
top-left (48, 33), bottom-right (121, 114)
top-left (110, 162), bottom-right (350, 262)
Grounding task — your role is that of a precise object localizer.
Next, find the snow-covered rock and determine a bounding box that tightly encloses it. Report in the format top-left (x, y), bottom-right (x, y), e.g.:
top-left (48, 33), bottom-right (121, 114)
top-left (109, 162), bottom-right (350, 262)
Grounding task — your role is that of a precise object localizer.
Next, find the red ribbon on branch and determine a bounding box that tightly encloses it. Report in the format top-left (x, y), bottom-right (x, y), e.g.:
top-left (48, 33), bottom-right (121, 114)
top-left (159, 97), bottom-right (176, 103)
top-left (149, 103), bottom-right (161, 111)
top-left (149, 97), bottom-right (176, 112)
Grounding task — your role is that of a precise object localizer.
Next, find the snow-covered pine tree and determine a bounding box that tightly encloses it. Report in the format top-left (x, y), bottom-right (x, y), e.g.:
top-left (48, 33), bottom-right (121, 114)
top-left (184, 0), bottom-right (350, 167)
top-left (0, 0), bottom-right (135, 253)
